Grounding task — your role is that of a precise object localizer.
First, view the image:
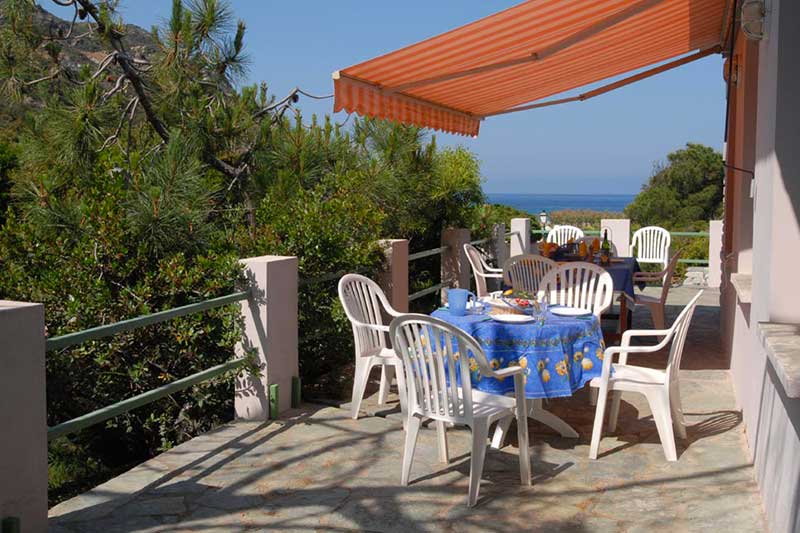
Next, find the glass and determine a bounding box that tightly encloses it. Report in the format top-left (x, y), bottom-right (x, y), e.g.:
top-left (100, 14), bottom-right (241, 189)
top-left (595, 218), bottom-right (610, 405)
top-left (535, 295), bottom-right (549, 326)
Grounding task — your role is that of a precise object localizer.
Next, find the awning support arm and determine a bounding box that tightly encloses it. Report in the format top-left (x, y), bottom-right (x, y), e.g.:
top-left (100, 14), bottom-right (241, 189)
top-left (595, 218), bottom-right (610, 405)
top-left (486, 46), bottom-right (722, 117)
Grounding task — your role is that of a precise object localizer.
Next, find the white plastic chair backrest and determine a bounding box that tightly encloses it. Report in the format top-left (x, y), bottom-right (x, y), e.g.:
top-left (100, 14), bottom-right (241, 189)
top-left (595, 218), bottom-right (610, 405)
top-left (663, 290), bottom-right (703, 383)
top-left (390, 314), bottom-right (491, 425)
top-left (463, 243), bottom-right (495, 297)
top-left (546, 225), bottom-right (584, 245)
top-left (538, 262), bottom-right (613, 318)
top-left (658, 250), bottom-right (682, 304)
top-left (503, 254), bottom-right (557, 294)
top-left (632, 226), bottom-right (671, 268)
top-left (338, 274), bottom-right (395, 356)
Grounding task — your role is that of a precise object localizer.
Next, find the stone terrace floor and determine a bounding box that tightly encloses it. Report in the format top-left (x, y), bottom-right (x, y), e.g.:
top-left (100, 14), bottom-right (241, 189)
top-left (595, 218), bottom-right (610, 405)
top-left (49, 287), bottom-right (768, 532)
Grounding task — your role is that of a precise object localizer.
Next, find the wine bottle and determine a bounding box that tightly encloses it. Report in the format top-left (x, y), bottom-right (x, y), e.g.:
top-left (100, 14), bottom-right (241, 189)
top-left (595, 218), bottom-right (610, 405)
top-left (601, 230), bottom-right (610, 252)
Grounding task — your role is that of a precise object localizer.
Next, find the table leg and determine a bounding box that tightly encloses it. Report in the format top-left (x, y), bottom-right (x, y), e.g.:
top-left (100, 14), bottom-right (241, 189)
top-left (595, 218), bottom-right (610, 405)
top-left (490, 398), bottom-right (579, 449)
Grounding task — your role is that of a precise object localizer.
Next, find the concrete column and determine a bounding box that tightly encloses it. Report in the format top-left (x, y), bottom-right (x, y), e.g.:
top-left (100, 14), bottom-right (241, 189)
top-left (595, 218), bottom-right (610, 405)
top-left (235, 255), bottom-right (298, 419)
top-left (510, 218), bottom-right (531, 257)
top-left (708, 220), bottom-right (723, 288)
top-left (0, 301), bottom-right (47, 532)
top-left (601, 218), bottom-right (631, 256)
top-left (491, 223), bottom-right (509, 270)
top-left (441, 228), bottom-right (471, 304)
top-left (378, 239), bottom-right (409, 312)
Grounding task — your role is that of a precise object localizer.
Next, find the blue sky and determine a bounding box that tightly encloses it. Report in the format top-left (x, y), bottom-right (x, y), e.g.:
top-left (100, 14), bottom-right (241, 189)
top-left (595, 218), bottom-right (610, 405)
top-left (46, 1), bottom-right (727, 195)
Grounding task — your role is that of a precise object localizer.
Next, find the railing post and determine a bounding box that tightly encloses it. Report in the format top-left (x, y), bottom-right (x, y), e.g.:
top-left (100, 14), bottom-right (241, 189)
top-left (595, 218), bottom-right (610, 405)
top-left (378, 239), bottom-right (409, 312)
top-left (441, 228), bottom-right (471, 305)
top-left (601, 218), bottom-right (631, 256)
top-left (235, 255), bottom-right (299, 420)
top-left (0, 301), bottom-right (47, 532)
top-left (492, 223), bottom-right (508, 269)
top-left (708, 220), bottom-right (723, 288)
top-left (510, 218), bottom-right (531, 256)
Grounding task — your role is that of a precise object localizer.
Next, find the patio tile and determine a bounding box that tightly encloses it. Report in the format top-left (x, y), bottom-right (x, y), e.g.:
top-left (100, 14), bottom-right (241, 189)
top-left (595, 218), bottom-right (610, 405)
top-left (49, 289), bottom-right (768, 532)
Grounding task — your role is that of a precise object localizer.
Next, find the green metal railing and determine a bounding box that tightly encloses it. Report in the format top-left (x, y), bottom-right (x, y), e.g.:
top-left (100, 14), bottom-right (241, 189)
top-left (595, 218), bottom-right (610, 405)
top-left (44, 289), bottom-right (291, 442)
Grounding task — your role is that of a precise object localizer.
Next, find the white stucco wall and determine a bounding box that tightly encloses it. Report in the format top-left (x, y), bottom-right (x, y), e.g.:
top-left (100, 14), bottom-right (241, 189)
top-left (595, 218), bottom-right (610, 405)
top-left (728, 0), bottom-right (800, 531)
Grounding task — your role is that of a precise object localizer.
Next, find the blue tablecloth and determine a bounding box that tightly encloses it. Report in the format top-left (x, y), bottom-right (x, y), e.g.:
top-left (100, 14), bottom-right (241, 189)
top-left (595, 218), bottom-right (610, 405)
top-left (431, 308), bottom-right (606, 399)
top-left (600, 257), bottom-right (643, 297)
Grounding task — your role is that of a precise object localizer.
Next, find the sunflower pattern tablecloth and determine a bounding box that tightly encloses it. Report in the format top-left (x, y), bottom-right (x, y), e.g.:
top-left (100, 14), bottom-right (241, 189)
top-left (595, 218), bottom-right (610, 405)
top-left (431, 308), bottom-right (605, 399)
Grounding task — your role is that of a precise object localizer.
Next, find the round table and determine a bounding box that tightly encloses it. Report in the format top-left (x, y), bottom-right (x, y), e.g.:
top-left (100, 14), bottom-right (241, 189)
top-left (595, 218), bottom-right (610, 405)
top-left (431, 306), bottom-right (606, 439)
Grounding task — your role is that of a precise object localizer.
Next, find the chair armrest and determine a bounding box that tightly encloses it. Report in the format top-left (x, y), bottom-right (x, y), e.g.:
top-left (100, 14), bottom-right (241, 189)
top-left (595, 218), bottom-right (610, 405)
top-left (633, 270), bottom-right (666, 282)
top-left (620, 292), bottom-right (636, 307)
top-left (491, 366), bottom-right (524, 379)
top-left (485, 267), bottom-right (503, 274)
top-left (621, 328), bottom-right (672, 346)
top-left (476, 271), bottom-right (503, 280)
top-left (348, 319), bottom-right (390, 333)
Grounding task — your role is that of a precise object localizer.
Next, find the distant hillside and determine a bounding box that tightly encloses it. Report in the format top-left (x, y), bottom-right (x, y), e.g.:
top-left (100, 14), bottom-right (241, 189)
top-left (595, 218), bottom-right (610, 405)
top-left (0, 0), bottom-right (157, 75)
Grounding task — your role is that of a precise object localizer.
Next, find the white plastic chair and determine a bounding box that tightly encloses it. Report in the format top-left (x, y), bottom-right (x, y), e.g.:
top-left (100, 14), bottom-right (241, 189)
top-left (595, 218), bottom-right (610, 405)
top-left (537, 262), bottom-right (613, 318)
top-left (589, 290), bottom-right (703, 462)
top-left (503, 254), bottom-right (557, 295)
top-left (390, 314), bottom-right (531, 507)
top-left (625, 250), bottom-right (682, 329)
top-left (546, 225), bottom-right (584, 246)
top-left (463, 243), bottom-right (503, 298)
top-left (338, 274), bottom-right (407, 424)
top-left (631, 226), bottom-right (671, 270)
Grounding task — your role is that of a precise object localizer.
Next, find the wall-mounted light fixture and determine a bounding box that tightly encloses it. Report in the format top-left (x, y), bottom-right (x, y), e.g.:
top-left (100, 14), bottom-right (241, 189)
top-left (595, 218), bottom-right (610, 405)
top-left (741, 0), bottom-right (768, 41)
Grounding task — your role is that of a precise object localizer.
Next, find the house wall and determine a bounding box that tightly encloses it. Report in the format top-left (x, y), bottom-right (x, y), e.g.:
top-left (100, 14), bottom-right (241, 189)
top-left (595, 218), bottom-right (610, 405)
top-left (725, 0), bottom-right (800, 531)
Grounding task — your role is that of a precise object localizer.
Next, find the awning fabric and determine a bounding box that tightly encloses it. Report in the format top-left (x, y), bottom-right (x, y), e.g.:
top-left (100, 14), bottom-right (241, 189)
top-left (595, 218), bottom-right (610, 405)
top-left (333, 0), bottom-right (733, 136)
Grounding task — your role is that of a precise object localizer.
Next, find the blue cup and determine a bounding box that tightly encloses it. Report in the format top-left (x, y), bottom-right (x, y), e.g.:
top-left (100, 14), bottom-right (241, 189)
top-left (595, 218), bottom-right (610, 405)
top-left (447, 288), bottom-right (477, 316)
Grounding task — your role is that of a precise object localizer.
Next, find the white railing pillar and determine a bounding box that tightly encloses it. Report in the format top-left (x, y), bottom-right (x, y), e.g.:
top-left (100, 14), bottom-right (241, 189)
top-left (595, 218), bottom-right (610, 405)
top-left (0, 301), bottom-right (47, 531)
top-left (441, 228), bottom-right (471, 304)
top-left (601, 218), bottom-right (631, 256)
top-left (235, 255), bottom-right (299, 420)
top-left (510, 218), bottom-right (531, 256)
top-left (378, 239), bottom-right (409, 312)
top-left (492, 223), bottom-right (509, 269)
top-left (708, 220), bottom-right (723, 288)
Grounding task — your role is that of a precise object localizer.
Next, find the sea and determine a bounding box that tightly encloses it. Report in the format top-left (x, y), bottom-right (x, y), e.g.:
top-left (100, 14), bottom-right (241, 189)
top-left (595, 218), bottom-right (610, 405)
top-left (487, 193), bottom-right (635, 214)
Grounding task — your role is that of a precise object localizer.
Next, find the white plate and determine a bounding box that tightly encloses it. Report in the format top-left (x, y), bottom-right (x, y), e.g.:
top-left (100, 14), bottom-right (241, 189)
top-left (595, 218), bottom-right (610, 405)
top-left (491, 314), bottom-right (536, 324)
top-left (550, 306), bottom-right (592, 317)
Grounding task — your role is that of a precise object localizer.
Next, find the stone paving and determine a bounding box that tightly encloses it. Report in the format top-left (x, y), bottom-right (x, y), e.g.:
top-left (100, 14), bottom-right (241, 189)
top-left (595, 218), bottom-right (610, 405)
top-left (49, 288), bottom-right (768, 532)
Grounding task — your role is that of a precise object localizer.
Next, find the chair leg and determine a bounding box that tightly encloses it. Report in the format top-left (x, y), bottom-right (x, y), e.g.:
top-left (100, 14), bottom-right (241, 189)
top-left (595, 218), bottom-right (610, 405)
top-left (393, 361), bottom-right (408, 431)
top-left (648, 391), bottom-right (677, 461)
top-left (490, 416), bottom-right (512, 449)
top-left (378, 365), bottom-right (393, 405)
top-left (650, 305), bottom-right (666, 330)
top-left (515, 411), bottom-right (531, 487)
top-left (401, 415), bottom-right (421, 486)
top-left (669, 382), bottom-right (687, 440)
top-left (350, 359), bottom-right (372, 420)
top-left (608, 391), bottom-right (623, 432)
top-left (435, 421), bottom-right (449, 464)
top-left (468, 418), bottom-right (490, 507)
top-left (589, 385), bottom-right (609, 460)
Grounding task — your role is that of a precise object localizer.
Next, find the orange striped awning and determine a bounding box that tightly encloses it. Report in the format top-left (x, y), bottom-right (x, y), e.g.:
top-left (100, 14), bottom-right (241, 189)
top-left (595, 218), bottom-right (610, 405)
top-left (333, 0), bottom-right (734, 136)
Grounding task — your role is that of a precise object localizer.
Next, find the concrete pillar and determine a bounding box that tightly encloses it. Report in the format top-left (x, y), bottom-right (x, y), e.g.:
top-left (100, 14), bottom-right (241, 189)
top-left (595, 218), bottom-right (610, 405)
top-left (601, 218), bottom-right (631, 256)
top-left (235, 255), bottom-right (298, 419)
top-left (491, 223), bottom-right (509, 270)
top-left (0, 301), bottom-right (47, 532)
top-left (510, 218), bottom-right (531, 257)
top-left (708, 220), bottom-right (723, 288)
top-left (378, 239), bottom-right (409, 312)
top-left (441, 228), bottom-right (471, 305)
